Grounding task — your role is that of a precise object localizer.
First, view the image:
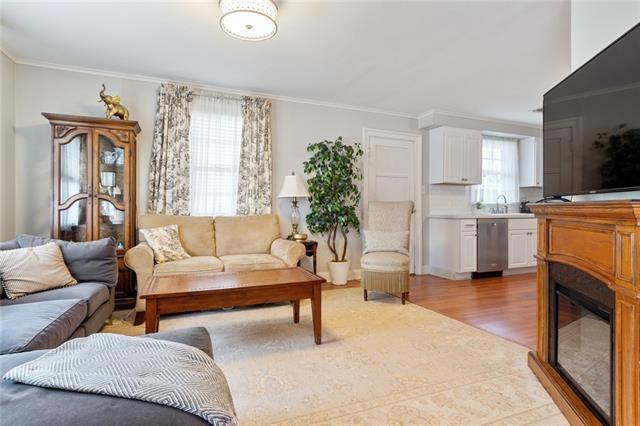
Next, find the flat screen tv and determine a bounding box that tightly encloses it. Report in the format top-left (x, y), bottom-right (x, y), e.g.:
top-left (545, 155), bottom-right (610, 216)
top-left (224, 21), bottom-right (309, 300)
top-left (543, 23), bottom-right (640, 198)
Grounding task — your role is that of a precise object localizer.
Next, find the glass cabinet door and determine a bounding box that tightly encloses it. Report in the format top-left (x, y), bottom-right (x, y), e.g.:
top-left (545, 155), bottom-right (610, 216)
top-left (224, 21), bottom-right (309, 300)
top-left (57, 133), bottom-right (90, 242)
top-left (59, 199), bottom-right (89, 242)
top-left (59, 134), bottom-right (89, 204)
top-left (97, 134), bottom-right (126, 204)
top-left (95, 132), bottom-right (128, 250)
top-left (98, 199), bottom-right (125, 250)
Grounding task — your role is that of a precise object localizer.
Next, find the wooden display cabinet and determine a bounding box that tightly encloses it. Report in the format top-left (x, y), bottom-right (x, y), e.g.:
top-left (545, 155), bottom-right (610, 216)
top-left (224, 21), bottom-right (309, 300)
top-left (43, 113), bottom-right (141, 309)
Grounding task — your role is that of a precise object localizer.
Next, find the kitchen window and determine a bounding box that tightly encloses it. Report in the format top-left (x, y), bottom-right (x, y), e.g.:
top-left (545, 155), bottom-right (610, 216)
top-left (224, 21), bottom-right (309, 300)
top-left (472, 135), bottom-right (520, 204)
top-left (189, 94), bottom-right (243, 216)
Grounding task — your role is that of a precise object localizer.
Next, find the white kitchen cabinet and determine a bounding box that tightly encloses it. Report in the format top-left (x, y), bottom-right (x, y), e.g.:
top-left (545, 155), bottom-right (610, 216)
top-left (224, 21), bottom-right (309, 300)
top-left (519, 137), bottom-right (543, 187)
top-left (429, 127), bottom-right (482, 185)
top-left (508, 219), bottom-right (537, 268)
top-left (460, 231), bottom-right (478, 272)
top-left (508, 230), bottom-right (529, 268)
top-left (429, 218), bottom-right (477, 279)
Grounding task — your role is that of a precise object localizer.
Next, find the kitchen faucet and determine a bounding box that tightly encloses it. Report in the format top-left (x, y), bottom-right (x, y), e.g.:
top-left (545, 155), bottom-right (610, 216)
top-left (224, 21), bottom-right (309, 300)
top-left (491, 194), bottom-right (508, 214)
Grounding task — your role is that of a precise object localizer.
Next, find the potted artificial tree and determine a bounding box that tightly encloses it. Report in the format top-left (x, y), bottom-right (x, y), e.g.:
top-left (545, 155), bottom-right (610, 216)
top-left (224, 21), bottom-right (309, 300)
top-left (303, 137), bottom-right (363, 285)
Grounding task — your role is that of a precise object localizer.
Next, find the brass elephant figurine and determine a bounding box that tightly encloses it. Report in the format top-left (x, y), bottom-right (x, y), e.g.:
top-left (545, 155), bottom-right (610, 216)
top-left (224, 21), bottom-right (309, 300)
top-left (98, 84), bottom-right (130, 120)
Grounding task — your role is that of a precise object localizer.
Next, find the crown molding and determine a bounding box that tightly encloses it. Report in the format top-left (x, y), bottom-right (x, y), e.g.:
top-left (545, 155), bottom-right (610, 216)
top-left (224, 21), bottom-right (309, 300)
top-left (418, 108), bottom-right (541, 130)
top-left (0, 45), bottom-right (18, 63)
top-left (7, 52), bottom-right (545, 129)
top-left (13, 57), bottom-right (417, 119)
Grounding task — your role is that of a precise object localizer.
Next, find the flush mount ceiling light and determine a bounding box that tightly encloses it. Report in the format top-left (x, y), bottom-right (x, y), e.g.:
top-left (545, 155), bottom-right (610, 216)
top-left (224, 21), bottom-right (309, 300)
top-left (219, 0), bottom-right (278, 41)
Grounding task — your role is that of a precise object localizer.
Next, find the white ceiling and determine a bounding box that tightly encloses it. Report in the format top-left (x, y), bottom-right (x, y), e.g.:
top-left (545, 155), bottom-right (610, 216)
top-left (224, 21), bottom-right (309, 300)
top-left (0, 0), bottom-right (571, 123)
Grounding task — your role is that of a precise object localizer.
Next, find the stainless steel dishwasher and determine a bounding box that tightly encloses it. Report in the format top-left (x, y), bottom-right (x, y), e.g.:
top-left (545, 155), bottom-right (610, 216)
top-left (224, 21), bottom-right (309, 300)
top-left (476, 218), bottom-right (508, 272)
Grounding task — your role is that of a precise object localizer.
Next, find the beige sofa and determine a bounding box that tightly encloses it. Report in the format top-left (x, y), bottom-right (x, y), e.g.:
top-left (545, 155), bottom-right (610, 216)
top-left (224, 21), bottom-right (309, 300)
top-left (125, 214), bottom-right (306, 312)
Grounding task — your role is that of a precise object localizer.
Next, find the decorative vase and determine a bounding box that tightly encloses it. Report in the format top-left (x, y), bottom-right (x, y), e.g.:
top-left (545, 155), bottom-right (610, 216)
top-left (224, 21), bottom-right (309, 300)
top-left (328, 260), bottom-right (351, 285)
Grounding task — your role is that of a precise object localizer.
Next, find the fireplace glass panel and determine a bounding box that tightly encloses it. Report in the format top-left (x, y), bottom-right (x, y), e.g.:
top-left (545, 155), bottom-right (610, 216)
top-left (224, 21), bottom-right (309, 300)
top-left (556, 290), bottom-right (611, 420)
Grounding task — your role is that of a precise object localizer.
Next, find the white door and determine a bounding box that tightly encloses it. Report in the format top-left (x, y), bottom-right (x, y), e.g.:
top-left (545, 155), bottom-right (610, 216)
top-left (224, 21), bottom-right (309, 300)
top-left (363, 128), bottom-right (422, 274)
top-left (443, 130), bottom-right (465, 183)
top-left (464, 132), bottom-right (483, 184)
top-left (508, 230), bottom-right (528, 268)
top-left (527, 231), bottom-right (538, 267)
top-left (459, 231), bottom-right (478, 272)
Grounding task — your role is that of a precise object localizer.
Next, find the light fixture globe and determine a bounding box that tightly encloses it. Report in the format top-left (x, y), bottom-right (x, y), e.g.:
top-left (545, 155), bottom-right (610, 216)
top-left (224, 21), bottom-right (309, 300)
top-left (219, 0), bottom-right (278, 41)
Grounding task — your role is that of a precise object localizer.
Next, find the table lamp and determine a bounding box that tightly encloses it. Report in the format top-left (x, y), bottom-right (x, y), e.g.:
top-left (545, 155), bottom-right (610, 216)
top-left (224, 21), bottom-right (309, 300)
top-left (278, 172), bottom-right (310, 241)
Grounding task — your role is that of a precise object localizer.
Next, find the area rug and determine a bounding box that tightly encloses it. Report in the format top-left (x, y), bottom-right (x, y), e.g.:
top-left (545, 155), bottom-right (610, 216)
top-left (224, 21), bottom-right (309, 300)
top-left (104, 288), bottom-right (566, 425)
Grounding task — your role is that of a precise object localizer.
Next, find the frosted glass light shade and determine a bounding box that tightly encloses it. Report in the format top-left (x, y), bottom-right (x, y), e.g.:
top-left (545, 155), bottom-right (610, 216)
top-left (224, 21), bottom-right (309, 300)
top-left (278, 174), bottom-right (310, 198)
top-left (219, 0), bottom-right (278, 41)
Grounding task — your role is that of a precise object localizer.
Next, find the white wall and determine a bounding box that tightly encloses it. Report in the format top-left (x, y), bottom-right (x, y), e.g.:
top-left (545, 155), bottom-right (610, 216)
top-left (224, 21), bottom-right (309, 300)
top-left (271, 100), bottom-right (416, 275)
top-left (569, 0), bottom-right (640, 202)
top-left (571, 0), bottom-right (640, 70)
top-left (13, 64), bottom-right (158, 238)
top-left (12, 63), bottom-right (417, 276)
top-left (0, 52), bottom-right (16, 241)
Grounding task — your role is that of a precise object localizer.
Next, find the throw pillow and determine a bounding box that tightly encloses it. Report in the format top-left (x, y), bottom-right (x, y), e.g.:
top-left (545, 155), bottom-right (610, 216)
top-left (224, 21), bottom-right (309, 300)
top-left (363, 230), bottom-right (410, 256)
top-left (140, 224), bottom-right (191, 264)
top-left (16, 235), bottom-right (117, 285)
top-left (0, 242), bottom-right (78, 299)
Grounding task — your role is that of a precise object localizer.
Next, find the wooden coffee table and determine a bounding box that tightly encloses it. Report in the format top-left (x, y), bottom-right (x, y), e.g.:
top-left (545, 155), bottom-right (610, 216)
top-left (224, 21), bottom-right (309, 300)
top-left (139, 267), bottom-right (326, 344)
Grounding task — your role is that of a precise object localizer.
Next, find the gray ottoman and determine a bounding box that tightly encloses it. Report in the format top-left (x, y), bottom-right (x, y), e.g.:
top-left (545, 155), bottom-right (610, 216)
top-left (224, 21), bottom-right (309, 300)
top-left (0, 327), bottom-right (219, 426)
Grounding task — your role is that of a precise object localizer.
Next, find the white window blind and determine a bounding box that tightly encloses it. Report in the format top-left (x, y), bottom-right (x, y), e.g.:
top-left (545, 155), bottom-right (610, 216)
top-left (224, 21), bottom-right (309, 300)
top-left (189, 94), bottom-right (243, 216)
top-left (472, 135), bottom-right (520, 204)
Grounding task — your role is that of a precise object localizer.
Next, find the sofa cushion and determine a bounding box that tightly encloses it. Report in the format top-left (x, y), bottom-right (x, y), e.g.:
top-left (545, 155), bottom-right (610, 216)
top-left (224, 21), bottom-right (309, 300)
top-left (154, 256), bottom-right (224, 276)
top-left (215, 214), bottom-right (280, 256)
top-left (0, 299), bottom-right (87, 354)
top-left (0, 243), bottom-right (78, 299)
top-left (361, 251), bottom-right (410, 272)
top-left (139, 215), bottom-right (215, 257)
top-left (0, 328), bottom-right (214, 426)
top-left (0, 282), bottom-right (110, 316)
top-left (16, 235), bottom-right (117, 286)
top-left (219, 254), bottom-right (286, 272)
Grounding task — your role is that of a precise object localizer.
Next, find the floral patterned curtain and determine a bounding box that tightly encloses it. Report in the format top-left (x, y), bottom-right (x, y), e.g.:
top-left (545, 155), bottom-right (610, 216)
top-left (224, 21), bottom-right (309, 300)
top-left (236, 96), bottom-right (273, 215)
top-left (147, 83), bottom-right (194, 215)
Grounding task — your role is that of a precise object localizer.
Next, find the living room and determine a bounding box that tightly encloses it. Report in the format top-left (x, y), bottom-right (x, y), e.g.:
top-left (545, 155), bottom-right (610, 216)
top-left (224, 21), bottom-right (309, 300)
top-left (1, 1), bottom-right (639, 425)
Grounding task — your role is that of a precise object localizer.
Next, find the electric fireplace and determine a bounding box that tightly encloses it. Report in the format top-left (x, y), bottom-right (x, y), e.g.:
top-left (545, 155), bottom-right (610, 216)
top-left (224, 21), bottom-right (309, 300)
top-left (548, 262), bottom-right (615, 424)
top-left (528, 201), bottom-right (640, 426)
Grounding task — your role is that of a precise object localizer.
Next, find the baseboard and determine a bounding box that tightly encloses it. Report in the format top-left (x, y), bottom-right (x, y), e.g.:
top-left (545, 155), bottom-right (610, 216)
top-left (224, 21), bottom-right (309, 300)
top-left (428, 266), bottom-right (472, 280)
top-left (504, 267), bottom-right (536, 276)
top-left (317, 268), bottom-right (361, 283)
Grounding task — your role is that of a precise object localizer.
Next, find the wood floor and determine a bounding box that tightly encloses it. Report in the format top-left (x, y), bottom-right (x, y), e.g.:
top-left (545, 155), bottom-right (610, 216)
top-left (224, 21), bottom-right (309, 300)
top-left (340, 273), bottom-right (537, 349)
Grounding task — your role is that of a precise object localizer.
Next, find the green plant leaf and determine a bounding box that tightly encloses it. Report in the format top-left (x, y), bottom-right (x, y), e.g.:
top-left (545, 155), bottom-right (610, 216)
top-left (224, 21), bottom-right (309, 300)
top-left (304, 137), bottom-right (363, 262)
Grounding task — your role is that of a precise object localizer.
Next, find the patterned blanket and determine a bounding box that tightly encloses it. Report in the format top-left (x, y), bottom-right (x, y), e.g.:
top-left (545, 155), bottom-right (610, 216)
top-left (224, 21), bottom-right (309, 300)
top-left (3, 333), bottom-right (237, 425)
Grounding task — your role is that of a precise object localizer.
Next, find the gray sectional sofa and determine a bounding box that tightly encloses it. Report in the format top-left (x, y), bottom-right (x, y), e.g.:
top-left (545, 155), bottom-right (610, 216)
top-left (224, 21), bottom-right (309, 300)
top-left (0, 235), bottom-right (117, 355)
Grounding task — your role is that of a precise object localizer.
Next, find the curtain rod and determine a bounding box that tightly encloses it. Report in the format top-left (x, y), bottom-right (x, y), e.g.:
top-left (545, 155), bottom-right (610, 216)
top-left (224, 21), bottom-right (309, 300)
top-left (192, 88), bottom-right (244, 100)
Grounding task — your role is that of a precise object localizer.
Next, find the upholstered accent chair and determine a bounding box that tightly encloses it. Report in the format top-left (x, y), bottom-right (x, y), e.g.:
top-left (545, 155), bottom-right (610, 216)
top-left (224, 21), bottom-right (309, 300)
top-left (361, 201), bottom-right (414, 304)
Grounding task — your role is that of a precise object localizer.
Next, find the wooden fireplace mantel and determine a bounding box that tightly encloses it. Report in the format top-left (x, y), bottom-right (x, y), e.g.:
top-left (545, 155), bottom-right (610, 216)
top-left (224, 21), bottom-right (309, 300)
top-left (528, 200), bottom-right (640, 425)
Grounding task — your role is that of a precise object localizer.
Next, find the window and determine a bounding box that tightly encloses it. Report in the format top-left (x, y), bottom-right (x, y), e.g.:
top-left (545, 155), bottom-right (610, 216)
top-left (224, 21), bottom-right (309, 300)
top-left (189, 94), bottom-right (243, 216)
top-left (472, 135), bottom-right (519, 204)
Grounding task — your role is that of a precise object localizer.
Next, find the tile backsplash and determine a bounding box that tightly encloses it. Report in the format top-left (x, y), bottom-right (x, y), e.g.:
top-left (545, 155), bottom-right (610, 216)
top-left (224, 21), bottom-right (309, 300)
top-left (426, 184), bottom-right (543, 215)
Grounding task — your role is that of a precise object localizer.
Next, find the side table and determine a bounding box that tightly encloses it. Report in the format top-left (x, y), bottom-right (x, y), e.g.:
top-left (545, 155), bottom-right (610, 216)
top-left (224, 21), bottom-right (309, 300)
top-left (297, 240), bottom-right (318, 273)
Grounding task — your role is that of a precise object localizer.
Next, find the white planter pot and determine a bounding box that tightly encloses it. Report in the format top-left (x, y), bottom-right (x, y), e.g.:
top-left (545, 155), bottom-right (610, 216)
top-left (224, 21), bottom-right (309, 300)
top-left (328, 260), bottom-right (351, 285)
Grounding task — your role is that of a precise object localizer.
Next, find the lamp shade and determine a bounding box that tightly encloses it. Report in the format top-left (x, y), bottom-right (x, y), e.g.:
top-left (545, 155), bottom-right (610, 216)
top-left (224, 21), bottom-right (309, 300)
top-left (278, 174), bottom-right (310, 198)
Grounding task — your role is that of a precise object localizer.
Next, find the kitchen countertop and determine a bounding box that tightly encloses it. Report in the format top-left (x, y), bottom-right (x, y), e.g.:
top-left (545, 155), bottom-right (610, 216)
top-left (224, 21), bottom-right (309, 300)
top-left (428, 213), bottom-right (535, 219)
